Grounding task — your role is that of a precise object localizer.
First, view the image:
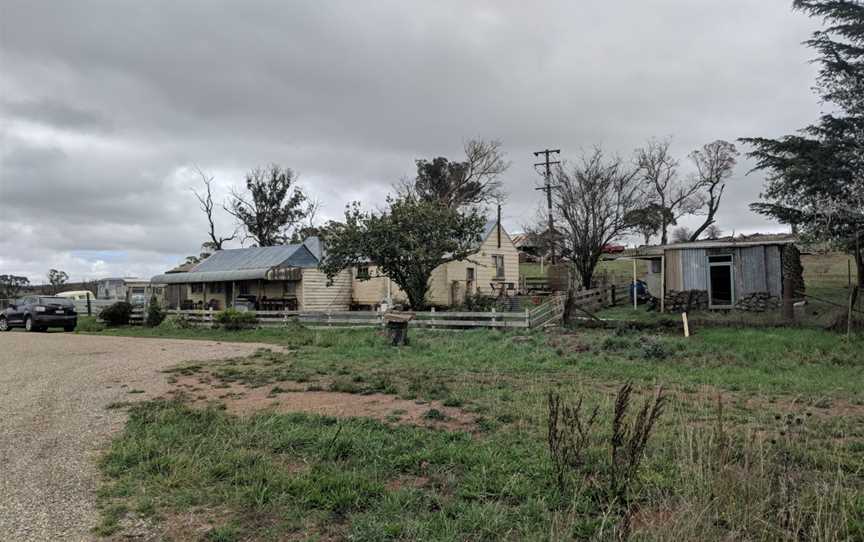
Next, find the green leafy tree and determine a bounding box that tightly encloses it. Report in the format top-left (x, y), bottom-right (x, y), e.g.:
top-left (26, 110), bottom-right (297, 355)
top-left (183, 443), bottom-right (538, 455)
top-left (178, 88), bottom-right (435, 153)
top-left (320, 196), bottom-right (486, 309)
top-left (625, 204), bottom-right (676, 245)
top-left (47, 269), bottom-right (69, 295)
top-left (741, 0), bottom-right (864, 287)
top-left (406, 139), bottom-right (509, 209)
top-left (0, 275), bottom-right (29, 299)
top-left (226, 164), bottom-right (309, 246)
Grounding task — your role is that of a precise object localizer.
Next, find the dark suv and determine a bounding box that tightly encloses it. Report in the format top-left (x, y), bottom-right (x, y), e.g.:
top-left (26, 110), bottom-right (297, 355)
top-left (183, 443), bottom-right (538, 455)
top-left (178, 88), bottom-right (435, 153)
top-left (0, 296), bottom-right (78, 332)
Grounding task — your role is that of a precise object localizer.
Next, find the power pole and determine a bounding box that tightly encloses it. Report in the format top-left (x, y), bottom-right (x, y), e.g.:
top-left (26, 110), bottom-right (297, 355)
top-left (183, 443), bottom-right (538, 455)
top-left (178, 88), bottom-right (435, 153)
top-left (534, 148), bottom-right (561, 264)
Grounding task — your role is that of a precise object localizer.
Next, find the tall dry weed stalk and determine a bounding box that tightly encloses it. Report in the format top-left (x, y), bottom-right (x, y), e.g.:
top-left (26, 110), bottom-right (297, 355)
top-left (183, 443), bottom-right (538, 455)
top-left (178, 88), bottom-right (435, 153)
top-left (547, 382), bottom-right (666, 540)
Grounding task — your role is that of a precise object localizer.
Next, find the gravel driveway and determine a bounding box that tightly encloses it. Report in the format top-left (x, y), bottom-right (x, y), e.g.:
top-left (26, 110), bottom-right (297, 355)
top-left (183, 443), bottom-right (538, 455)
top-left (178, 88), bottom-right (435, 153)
top-left (0, 332), bottom-right (271, 542)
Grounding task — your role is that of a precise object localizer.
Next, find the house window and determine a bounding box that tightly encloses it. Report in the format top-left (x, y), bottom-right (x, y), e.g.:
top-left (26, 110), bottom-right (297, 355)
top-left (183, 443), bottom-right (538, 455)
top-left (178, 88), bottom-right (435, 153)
top-left (492, 255), bottom-right (505, 280)
top-left (239, 282), bottom-right (250, 295)
top-left (191, 283), bottom-right (204, 294)
top-left (650, 259), bottom-right (662, 274)
top-left (357, 265), bottom-right (370, 279)
top-left (210, 282), bottom-right (224, 294)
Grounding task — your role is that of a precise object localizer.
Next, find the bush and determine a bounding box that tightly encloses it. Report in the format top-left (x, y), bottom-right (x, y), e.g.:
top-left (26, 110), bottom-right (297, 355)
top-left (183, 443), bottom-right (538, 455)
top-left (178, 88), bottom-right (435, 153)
top-left (461, 293), bottom-right (500, 312)
top-left (159, 313), bottom-right (194, 330)
top-left (214, 308), bottom-right (258, 330)
top-left (145, 296), bottom-right (166, 327)
top-left (100, 302), bottom-right (133, 327)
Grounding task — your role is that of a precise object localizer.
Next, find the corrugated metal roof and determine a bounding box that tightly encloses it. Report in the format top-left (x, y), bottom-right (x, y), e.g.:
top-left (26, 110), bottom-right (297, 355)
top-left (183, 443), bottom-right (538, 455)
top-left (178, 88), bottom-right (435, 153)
top-left (191, 245), bottom-right (303, 273)
top-left (151, 244), bottom-right (318, 284)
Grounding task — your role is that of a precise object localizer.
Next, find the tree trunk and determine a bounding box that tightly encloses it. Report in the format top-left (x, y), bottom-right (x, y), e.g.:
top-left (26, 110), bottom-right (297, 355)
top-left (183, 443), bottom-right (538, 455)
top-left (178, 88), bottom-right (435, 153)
top-left (856, 247), bottom-right (864, 290)
top-left (689, 216), bottom-right (714, 242)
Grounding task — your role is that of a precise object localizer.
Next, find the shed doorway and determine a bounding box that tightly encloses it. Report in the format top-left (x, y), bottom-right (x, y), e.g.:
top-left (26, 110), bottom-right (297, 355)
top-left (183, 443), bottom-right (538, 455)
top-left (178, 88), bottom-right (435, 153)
top-left (708, 255), bottom-right (734, 308)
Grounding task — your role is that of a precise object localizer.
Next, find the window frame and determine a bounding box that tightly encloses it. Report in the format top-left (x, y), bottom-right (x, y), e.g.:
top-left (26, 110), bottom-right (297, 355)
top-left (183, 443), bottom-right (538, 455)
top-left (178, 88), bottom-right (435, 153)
top-left (491, 255), bottom-right (505, 280)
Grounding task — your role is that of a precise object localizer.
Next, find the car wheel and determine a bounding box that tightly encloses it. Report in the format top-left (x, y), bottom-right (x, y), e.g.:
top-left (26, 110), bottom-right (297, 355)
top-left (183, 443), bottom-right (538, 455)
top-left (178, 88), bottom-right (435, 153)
top-left (64, 325), bottom-right (75, 332)
top-left (0, 317), bottom-right (9, 332)
top-left (25, 317), bottom-right (35, 332)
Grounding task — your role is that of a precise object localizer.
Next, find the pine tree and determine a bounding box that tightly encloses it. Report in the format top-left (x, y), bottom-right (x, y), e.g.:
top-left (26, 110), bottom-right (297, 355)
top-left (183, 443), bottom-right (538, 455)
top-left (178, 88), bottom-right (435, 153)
top-left (741, 0), bottom-right (864, 286)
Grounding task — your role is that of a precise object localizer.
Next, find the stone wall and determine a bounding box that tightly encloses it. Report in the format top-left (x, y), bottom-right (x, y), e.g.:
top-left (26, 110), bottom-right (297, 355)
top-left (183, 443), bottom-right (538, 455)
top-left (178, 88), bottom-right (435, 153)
top-left (782, 244), bottom-right (805, 299)
top-left (664, 289), bottom-right (708, 313)
top-left (735, 291), bottom-right (780, 312)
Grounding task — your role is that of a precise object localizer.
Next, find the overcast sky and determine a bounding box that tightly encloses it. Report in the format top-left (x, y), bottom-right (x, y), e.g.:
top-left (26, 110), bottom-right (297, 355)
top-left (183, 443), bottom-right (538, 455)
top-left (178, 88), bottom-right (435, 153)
top-left (0, 1), bottom-right (823, 283)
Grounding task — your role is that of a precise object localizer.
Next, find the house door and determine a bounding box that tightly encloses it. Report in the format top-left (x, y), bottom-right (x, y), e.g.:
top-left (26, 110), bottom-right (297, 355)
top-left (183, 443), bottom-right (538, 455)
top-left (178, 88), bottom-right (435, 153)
top-left (225, 281), bottom-right (234, 307)
top-left (708, 255), bottom-right (734, 308)
top-left (466, 268), bottom-right (475, 295)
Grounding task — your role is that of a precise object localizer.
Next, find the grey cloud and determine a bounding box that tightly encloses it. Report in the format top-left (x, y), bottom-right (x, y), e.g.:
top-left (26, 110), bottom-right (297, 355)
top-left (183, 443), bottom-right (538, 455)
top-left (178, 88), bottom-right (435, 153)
top-left (2, 98), bottom-right (113, 132)
top-left (0, 0), bottom-right (824, 281)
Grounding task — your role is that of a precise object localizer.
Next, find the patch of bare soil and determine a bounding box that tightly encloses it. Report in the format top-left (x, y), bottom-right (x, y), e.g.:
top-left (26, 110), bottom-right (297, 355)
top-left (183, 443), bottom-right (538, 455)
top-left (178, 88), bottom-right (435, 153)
top-left (167, 375), bottom-right (477, 432)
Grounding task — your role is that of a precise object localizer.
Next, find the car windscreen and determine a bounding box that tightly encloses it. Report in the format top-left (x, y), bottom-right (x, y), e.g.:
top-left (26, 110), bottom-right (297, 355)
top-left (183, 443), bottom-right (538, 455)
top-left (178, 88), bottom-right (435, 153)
top-left (38, 297), bottom-right (74, 307)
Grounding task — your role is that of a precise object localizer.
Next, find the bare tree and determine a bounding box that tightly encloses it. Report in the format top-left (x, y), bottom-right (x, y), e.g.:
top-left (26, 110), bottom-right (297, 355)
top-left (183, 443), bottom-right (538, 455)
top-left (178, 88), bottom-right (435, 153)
top-left (635, 138), bottom-right (703, 244)
top-left (192, 167), bottom-right (235, 251)
top-left (688, 140), bottom-right (739, 241)
top-left (406, 138), bottom-right (510, 208)
top-left (553, 148), bottom-right (644, 290)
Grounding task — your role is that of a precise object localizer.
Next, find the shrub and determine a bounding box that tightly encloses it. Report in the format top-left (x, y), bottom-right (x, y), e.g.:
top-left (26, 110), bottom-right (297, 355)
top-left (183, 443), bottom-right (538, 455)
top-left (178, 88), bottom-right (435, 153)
top-left (461, 293), bottom-right (500, 312)
top-left (159, 313), bottom-right (194, 330)
top-left (145, 296), bottom-right (165, 327)
top-left (214, 308), bottom-right (258, 330)
top-left (100, 302), bottom-right (133, 327)
top-left (639, 336), bottom-right (668, 360)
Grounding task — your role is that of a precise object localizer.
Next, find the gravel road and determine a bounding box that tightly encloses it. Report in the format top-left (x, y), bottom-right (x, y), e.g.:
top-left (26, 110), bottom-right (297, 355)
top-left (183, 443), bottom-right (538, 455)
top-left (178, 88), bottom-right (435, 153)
top-left (0, 332), bottom-right (271, 542)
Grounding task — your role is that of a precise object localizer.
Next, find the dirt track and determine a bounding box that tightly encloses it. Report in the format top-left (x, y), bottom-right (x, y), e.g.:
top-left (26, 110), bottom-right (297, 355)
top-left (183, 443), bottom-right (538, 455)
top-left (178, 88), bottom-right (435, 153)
top-left (0, 332), bottom-right (267, 542)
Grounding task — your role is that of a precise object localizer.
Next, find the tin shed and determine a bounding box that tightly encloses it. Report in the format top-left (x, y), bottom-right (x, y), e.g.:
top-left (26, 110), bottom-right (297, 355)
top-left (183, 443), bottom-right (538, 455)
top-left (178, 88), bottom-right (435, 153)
top-left (636, 239), bottom-right (799, 311)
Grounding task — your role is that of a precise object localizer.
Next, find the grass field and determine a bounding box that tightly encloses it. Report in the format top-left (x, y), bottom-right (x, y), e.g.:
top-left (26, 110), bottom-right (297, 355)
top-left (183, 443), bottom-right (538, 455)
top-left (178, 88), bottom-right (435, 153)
top-left (93, 323), bottom-right (864, 541)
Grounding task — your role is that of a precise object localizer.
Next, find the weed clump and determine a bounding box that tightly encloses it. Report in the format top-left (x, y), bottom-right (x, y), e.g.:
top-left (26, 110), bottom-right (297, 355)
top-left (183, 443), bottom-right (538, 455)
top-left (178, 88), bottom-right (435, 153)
top-left (547, 382), bottom-right (666, 538)
top-left (639, 337), bottom-right (668, 360)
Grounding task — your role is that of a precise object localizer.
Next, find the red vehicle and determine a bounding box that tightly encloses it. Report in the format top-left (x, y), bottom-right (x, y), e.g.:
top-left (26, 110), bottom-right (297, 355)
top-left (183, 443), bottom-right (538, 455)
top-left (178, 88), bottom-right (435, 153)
top-left (602, 244), bottom-right (626, 254)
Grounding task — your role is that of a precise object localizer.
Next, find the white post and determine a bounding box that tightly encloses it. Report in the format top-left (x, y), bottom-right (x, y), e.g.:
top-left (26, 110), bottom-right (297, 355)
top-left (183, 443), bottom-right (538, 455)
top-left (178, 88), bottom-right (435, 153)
top-left (682, 312), bottom-right (690, 338)
top-left (525, 307), bottom-right (530, 328)
top-left (632, 258), bottom-right (637, 310)
top-left (660, 255), bottom-right (666, 313)
top-left (491, 306), bottom-right (497, 328)
top-left (431, 306), bottom-right (436, 329)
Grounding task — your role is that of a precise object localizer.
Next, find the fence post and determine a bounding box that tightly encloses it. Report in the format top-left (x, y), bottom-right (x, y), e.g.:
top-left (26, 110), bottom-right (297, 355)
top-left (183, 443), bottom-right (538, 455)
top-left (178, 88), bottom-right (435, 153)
top-left (491, 307), bottom-right (497, 328)
top-left (431, 306), bottom-right (436, 329)
top-left (208, 306), bottom-right (213, 326)
top-left (327, 310), bottom-right (332, 327)
top-left (525, 308), bottom-right (530, 328)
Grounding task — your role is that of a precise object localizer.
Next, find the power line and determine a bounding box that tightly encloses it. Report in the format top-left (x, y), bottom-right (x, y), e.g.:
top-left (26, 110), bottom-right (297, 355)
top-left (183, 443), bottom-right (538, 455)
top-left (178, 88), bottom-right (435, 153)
top-left (534, 148), bottom-right (560, 264)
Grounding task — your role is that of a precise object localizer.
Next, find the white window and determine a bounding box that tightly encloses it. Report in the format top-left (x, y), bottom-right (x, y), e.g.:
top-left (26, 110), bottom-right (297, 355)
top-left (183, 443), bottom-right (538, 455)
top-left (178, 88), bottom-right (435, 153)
top-left (492, 255), bottom-right (505, 280)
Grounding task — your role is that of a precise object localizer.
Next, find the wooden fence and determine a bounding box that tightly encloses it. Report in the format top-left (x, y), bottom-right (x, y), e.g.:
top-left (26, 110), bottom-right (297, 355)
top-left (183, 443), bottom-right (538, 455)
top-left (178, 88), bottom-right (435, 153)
top-left (2, 285), bottom-right (626, 330)
top-left (161, 291), bottom-right (580, 330)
